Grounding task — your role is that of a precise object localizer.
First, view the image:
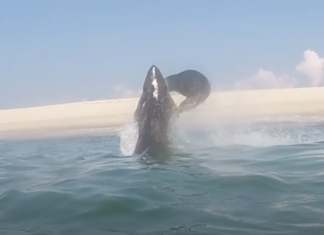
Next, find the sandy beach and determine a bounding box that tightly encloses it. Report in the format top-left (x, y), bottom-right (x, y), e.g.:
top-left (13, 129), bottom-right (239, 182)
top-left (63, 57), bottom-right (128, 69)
top-left (1, 87), bottom-right (324, 139)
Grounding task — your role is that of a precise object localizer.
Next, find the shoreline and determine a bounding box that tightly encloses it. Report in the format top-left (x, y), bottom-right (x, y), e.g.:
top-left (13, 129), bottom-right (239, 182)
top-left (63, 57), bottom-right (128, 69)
top-left (1, 87), bottom-right (324, 140)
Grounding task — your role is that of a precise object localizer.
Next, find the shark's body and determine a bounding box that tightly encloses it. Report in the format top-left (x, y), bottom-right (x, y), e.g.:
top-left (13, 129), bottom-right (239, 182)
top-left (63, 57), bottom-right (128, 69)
top-left (133, 65), bottom-right (178, 157)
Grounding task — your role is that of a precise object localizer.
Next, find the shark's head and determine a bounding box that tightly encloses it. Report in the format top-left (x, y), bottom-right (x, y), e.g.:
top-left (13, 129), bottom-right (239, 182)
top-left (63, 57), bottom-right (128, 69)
top-left (142, 65), bottom-right (169, 101)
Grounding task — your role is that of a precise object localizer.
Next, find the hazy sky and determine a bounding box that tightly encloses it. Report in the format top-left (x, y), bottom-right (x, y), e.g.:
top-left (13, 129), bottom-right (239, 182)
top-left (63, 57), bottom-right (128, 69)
top-left (1, 1), bottom-right (324, 109)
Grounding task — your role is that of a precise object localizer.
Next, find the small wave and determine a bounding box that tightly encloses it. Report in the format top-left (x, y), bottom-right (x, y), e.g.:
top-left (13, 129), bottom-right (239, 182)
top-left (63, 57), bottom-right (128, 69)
top-left (215, 173), bottom-right (289, 192)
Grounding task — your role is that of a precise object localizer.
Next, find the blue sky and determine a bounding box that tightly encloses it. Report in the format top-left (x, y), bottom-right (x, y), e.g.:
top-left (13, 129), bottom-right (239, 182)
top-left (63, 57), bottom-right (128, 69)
top-left (1, 1), bottom-right (324, 109)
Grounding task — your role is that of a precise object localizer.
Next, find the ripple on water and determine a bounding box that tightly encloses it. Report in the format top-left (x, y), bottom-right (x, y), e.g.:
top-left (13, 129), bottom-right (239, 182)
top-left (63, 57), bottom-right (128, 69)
top-left (1, 121), bottom-right (324, 234)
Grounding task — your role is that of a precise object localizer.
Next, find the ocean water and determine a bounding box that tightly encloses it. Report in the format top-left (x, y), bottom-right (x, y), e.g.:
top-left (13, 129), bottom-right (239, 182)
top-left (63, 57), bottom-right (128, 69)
top-left (0, 118), bottom-right (324, 235)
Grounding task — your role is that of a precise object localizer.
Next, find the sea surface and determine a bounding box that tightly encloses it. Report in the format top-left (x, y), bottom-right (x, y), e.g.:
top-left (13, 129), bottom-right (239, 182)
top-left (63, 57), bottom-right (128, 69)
top-left (1, 117), bottom-right (324, 235)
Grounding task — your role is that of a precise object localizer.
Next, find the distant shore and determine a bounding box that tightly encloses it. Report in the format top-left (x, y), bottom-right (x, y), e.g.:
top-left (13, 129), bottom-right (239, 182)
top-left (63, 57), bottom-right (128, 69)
top-left (1, 87), bottom-right (324, 139)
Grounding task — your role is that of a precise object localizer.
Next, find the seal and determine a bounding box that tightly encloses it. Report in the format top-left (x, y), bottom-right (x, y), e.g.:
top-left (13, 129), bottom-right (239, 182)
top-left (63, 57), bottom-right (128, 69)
top-left (165, 69), bottom-right (211, 113)
top-left (133, 65), bottom-right (178, 157)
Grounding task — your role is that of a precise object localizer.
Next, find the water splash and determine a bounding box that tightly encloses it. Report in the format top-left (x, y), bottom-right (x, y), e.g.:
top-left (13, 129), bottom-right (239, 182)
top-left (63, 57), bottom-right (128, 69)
top-left (119, 116), bottom-right (324, 156)
top-left (173, 120), bottom-right (324, 150)
top-left (119, 121), bottom-right (138, 156)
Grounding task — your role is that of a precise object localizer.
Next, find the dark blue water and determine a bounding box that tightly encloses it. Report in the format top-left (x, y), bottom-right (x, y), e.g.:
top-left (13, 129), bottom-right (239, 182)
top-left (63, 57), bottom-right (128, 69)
top-left (1, 120), bottom-right (324, 234)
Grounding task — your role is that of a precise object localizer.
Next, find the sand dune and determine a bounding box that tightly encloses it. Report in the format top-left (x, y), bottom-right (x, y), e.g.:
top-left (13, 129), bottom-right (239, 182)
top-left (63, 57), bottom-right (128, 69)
top-left (1, 87), bottom-right (324, 139)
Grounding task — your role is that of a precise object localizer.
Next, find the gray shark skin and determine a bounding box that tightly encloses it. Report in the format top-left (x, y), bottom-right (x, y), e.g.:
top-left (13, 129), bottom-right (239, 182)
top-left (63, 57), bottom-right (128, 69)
top-left (133, 65), bottom-right (178, 157)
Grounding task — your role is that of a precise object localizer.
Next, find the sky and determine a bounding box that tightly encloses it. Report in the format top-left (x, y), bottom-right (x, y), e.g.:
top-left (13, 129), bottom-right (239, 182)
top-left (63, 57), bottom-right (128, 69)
top-left (1, 0), bottom-right (324, 109)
